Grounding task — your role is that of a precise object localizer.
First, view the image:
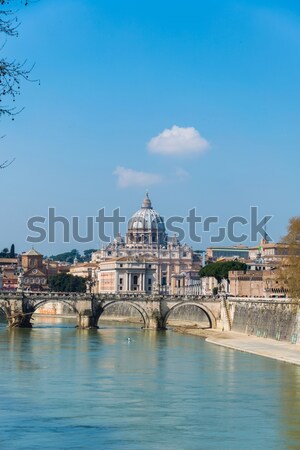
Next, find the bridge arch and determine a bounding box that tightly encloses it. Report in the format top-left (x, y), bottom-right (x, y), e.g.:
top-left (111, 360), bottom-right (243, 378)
top-left (96, 300), bottom-right (150, 328)
top-left (0, 305), bottom-right (9, 322)
top-left (162, 302), bottom-right (217, 329)
top-left (32, 299), bottom-right (79, 316)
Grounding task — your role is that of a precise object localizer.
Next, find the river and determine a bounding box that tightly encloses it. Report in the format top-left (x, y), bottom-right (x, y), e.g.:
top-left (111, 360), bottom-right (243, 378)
top-left (1, 317), bottom-right (300, 450)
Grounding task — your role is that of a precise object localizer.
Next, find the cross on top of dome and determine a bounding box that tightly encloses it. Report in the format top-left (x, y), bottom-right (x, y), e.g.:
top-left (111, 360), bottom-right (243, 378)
top-left (142, 191), bottom-right (152, 209)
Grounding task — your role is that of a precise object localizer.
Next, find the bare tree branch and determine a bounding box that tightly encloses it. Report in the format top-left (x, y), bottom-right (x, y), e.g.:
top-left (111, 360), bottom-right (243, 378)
top-left (0, 156), bottom-right (14, 168)
top-left (0, 0), bottom-right (37, 168)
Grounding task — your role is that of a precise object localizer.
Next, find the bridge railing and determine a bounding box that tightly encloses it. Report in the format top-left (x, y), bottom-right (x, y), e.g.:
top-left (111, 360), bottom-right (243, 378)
top-left (0, 290), bottom-right (293, 303)
top-left (0, 290), bottom-right (216, 301)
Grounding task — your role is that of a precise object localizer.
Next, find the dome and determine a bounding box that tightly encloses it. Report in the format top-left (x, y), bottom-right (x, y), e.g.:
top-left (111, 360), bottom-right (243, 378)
top-left (128, 193), bottom-right (165, 232)
top-left (127, 193), bottom-right (167, 246)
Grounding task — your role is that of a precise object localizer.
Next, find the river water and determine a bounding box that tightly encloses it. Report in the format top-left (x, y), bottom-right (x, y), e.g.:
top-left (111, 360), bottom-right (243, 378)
top-left (1, 317), bottom-right (300, 450)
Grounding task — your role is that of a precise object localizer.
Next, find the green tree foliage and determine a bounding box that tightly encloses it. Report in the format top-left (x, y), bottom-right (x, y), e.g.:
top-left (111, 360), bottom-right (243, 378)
top-left (48, 273), bottom-right (86, 293)
top-left (0, 244), bottom-right (16, 258)
top-left (278, 217), bottom-right (300, 300)
top-left (9, 243), bottom-right (15, 257)
top-left (50, 249), bottom-right (97, 263)
top-left (199, 261), bottom-right (247, 283)
top-left (0, 247), bottom-right (9, 257)
top-left (83, 249), bottom-right (96, 261)
top-left (50, 249), bottom-right (81, 263)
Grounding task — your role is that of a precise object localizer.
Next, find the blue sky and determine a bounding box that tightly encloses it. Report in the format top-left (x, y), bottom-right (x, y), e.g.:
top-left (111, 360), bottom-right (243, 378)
top-left (1, 0), bottom-right (300, 254)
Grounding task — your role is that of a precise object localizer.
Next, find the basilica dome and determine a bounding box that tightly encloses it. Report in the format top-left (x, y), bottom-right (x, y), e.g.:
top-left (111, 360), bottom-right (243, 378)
top-left (126, 193), bottom-right (167, 246)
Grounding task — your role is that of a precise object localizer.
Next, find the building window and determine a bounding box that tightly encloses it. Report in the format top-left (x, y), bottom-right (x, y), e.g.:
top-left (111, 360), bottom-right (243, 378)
top-left (120, 278), bottom-right (123, 284)
top-left (133, 275), bottom-right (138, 285)
top-left (119, 286), bottom-right (123, 291)
top-left (148, 278), bottom-right (152, 285)
top-left (120, 264), bottom-right (123, 268)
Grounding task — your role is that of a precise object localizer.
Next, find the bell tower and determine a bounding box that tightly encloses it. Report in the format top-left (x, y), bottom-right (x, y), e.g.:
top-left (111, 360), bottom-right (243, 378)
top-left (21, 248), bottom-right (44, 272)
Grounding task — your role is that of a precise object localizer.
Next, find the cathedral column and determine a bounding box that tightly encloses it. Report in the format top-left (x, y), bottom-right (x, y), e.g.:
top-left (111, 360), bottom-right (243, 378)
top-left (127, 273), bottom-right (130, 292)
top-left (141, 273), bottom-right (145, 292)
top-left (124, 272), bottom-right (127, 291)
top-left (115, 271), bottom-right (119, 293)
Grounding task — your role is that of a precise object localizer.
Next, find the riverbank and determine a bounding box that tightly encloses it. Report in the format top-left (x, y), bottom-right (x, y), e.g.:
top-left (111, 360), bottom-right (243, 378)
top-left (172, 326), bottom-right (300, 366)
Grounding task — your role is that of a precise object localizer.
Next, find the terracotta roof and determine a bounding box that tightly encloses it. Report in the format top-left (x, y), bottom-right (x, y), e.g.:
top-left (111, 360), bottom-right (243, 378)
top-left (23, 248), bottom-right (43, 256)
top-left (0, 258), bottom-right (18, 264)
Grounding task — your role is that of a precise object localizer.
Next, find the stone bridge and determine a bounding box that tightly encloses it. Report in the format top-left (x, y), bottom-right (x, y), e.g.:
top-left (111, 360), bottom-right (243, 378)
top-left (0, 292), bottom-right (294, 333)
top-left (0, 292), bottom-right (227, 330)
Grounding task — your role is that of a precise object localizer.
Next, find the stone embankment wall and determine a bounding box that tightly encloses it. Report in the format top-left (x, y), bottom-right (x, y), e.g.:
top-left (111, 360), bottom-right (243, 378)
top-left (230, 300), bottom-right (300, 343)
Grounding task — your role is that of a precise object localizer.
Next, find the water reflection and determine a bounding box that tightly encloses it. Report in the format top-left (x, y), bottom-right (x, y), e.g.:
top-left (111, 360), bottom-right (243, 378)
top-left (0, 317), bottom-right (300, 450)
top-left (279, 366), bottom-right (300, 448)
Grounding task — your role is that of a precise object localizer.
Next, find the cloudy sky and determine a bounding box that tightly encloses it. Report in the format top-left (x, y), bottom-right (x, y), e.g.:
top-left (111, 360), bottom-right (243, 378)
top-left (1, 0), bottom-right (300, 254)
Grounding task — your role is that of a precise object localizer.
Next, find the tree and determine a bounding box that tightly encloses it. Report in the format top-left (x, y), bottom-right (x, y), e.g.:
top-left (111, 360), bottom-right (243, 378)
top-left (83, 249), bottom-right (96, 261)
top-left (48, 273), bottom-right (87, 293)
top-left (50, 249), bottom-right (82, 264)
top-left (0, 1), bottom-right (35, 167)
top-left (0, 244), bottom-right (16, 257)
top-left (278, 217), bottom-right (300, 300)
top-left (0, 1), bottom-right (33, 118)
top-left (199, 261), bottom-right (247, 283)
top-left (9, 243), bottom-right (15, 257)
top-left (0, 247), bottom-right (8, 257)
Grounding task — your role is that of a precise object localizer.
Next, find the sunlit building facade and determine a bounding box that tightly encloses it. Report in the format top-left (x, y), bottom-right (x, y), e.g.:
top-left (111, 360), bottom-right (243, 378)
top-left (92, 193), bottom-right (201, 293)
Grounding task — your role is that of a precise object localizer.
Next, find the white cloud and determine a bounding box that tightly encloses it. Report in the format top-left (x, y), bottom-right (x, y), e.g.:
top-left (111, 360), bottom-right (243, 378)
top-left (175, 168), bottom-right (190, 180)
top-left (114, 166), bottom-right (163, 188)
top-left (148, 125), bottom-right (210, 156)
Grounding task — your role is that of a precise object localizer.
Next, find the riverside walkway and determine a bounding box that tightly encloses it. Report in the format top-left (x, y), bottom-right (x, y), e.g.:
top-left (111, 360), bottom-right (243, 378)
top-left (206, 330), bottom-right (300, 365)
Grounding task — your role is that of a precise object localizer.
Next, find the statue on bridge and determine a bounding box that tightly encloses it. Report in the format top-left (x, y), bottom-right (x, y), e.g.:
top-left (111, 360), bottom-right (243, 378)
top-left (17, 268), bottom-right (24, 293)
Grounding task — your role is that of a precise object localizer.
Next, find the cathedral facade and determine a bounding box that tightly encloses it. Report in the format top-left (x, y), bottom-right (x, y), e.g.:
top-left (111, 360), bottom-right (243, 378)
top-left (92, 194), bottom-right (201, 294)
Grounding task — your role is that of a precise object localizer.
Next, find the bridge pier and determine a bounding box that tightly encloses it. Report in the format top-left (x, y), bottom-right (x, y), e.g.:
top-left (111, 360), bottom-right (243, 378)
top-left (143, 303), bottom-right (166, 330)
top-left (8, 312), bottom-right (33, 328)
top-left (144, 314), bottom-right (166, 330)
top-left (77, 311), bottom-right (99, 329)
